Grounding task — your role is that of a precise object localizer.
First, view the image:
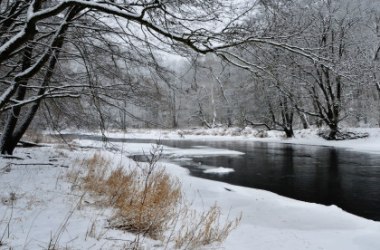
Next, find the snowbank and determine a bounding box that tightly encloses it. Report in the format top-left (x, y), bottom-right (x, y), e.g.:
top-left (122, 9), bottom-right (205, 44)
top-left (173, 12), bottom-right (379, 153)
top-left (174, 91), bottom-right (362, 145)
top-left (203, 167), bottom-right (235, 174)
top-left (56, 127), bottom-right (380, 155)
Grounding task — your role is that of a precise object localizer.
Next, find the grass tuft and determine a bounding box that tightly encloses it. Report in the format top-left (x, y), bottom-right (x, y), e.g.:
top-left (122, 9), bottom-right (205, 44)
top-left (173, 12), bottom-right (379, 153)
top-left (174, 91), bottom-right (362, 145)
top-left (80, 151), bottom-right (181, 240)
top-left (76, 149), bottom-right (240, 248)
top-left (173, 204), bottom-right (242, 249)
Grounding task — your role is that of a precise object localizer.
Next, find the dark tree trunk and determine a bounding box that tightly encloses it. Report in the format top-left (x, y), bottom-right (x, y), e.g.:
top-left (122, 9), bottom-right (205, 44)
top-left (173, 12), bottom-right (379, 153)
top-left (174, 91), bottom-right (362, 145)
top-left (0, 7), bottom-right (79, 155)
top-left (327, 123), bottom-right (339, 140)
top-left (10, 53), bottom-right (59, 151)
top-left (280, 98), bottom-right (294, 138)
top-left (0, 114), bottom-right (17, 154)
top-left (284, 127), bottom-right (294, 138)
top-left (0, 43), bottom-right (34, 155)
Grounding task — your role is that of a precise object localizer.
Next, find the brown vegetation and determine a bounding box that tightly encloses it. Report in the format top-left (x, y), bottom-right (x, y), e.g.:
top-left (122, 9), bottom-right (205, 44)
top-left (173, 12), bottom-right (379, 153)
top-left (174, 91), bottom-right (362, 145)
top-left (73, 150), bottom-right (241, 248)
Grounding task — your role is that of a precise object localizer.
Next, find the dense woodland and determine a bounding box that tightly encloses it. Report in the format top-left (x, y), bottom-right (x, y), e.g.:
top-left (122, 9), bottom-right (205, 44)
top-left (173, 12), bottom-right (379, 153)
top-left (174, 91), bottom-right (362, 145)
top-left (1, 0), bottom-right (380, 154)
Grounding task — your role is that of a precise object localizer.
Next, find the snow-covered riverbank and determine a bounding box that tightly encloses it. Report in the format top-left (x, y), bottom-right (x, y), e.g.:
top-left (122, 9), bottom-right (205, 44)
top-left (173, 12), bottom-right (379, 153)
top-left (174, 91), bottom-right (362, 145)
top-left (1, 128), bottom-right (380, 249)
top-left (62, 127), bottom-right (380, 154)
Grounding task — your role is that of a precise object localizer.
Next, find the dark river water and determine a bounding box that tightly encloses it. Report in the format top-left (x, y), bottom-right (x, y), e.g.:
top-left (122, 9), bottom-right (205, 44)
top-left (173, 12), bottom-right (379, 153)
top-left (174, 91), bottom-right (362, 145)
top-left (62, 134), bottom-right (380, 221)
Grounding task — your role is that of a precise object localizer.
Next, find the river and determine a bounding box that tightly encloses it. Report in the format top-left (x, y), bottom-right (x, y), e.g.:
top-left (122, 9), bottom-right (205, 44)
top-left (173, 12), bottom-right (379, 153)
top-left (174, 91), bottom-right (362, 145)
top-left (61, 134), bottom-right (380, 221)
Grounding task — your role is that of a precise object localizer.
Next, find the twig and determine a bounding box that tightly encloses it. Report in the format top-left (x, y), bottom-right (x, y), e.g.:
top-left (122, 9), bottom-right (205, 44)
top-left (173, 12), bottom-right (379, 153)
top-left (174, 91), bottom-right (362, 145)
top-left (0, 155), bottom-right (24, 160)
top-left (17, 140), bottom-right (44, 148)
top-left (104, 237), bottom-right (134, 242)
top-left (11, 163), bottom-right (55, 166)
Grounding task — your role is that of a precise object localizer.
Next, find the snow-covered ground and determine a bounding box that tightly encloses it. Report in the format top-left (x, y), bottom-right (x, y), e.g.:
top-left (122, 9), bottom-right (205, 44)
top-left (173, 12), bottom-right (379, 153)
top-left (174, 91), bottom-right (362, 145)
top-left (1, 128), bottom-right (380, 249)
top-left (60, 126), bottom-right (380, 155)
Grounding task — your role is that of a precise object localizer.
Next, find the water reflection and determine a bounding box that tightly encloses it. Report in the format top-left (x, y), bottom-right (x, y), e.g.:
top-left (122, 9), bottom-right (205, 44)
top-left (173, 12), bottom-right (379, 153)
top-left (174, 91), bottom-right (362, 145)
top-left (279, 146), bottom-right (295, 196)
top-left (158, 140), bottom-right (380, 221)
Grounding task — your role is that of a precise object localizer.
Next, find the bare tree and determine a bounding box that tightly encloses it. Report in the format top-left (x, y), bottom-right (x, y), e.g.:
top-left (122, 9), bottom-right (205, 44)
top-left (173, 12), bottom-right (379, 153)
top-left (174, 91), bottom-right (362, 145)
top-left (0, 0), bottom-right (262, 154)
top-left (239, 0), bottom-right (370, 139)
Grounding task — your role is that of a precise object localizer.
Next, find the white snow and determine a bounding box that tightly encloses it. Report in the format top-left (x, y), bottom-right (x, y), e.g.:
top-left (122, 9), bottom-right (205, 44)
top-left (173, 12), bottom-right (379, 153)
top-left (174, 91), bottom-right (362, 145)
top-left (165, 146), bottom-right (245, 157)
top-left (2, 127), bottom-right (380, 249)
top-left (203, 167), bottom-right (235, 174)
top-left (61, 127), bottom-right (380, 155)
top-left (73, 139), bottom-right (245, 157)
top-left (0, 147), bottom-right (145, 249)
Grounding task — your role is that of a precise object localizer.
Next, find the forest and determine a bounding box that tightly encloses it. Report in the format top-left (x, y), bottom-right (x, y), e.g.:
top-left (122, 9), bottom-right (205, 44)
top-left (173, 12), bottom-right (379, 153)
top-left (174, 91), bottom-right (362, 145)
top-left (1, 0), bottom-right (380, 154)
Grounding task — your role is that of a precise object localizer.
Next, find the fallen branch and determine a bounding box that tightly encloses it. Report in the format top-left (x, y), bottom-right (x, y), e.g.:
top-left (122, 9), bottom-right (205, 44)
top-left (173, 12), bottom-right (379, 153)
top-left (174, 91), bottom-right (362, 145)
top-left (17, 140), bottom-right (44, 148)
top-left (244, 119), bottom-right (271, 130)
top-left (0, 155), bottom-right (24, 160)
top-left (11, 163), bottom-right (55, 166)
top-left (9, 163), bottom-right (69, 168)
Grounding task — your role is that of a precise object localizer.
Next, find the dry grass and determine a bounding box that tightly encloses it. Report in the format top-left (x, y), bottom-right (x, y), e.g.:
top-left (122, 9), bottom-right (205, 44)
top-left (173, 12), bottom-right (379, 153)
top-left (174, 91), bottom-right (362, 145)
top-left (172, 204), bottom-right (242, 249)
top-left (76, 149), bottom-right (241, 248)
top-left (107, 167), bottom-right (181, 240)
top-left (80, 151), bottom-right (181, 240)
top-left (81, 152), bottom-right (110, 194)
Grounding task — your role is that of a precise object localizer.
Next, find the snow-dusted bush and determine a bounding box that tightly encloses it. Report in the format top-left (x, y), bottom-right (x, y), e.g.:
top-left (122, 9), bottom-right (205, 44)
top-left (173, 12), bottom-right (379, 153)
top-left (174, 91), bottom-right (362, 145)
top-left (225, 127), bottom-right (242, 136)
top-left (241, 126), bottom-right (256, 136)
top-left (254, 129), bottom-right (268, 138)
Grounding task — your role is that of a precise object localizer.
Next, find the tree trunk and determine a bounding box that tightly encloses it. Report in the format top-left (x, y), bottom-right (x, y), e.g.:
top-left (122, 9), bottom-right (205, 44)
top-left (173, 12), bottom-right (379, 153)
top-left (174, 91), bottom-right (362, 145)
top-left (11, 52), bottom-right (60, 152)
top-left (0, 43), bottom-right (34, 155)
top-left (0, 7), bottom-right (79, 155)
top-left (0, 114), bottom-right (17, 154)
top-left (327, 123), bottom-right (339, 140)
top-left (284, 127), bottom-right (294, 138)
top-left (299, 112), bottom-right (309, 129)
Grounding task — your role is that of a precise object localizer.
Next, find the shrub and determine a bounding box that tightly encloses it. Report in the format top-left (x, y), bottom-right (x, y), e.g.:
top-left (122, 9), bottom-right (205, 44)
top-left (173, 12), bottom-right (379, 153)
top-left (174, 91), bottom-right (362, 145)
top-left (81, 151), bottom-right (181, 240)
top-left (106, 167), bottom-right (181, 240)
top-left (78, 149), bottom-right (241, 248)
top-left (172, 204), bottom-right (242, 249)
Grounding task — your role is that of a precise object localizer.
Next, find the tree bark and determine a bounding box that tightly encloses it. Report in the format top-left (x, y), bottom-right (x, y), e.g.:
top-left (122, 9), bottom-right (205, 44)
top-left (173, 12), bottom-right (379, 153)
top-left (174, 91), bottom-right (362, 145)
top-left (0, 7), bottom-right (80, 155)
top-left (284, 128), bottom-right (294, 138)
top-left (0, 43), bottom-right (34, 154)
top-left (327, 124), bottom-right (338, 140)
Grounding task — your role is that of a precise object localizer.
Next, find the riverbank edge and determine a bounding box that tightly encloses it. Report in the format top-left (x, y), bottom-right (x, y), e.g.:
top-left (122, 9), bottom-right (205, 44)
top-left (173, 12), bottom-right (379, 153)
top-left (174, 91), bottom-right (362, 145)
top-left (50, 127), bottom-right (380, 155)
